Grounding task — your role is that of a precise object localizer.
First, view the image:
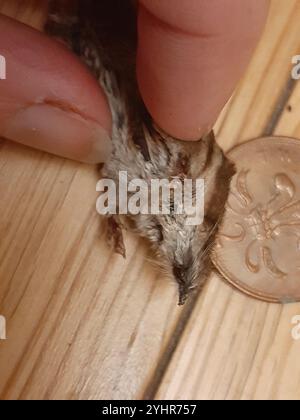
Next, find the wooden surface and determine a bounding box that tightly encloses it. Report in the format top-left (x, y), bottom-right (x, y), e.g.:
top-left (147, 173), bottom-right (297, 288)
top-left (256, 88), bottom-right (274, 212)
top-left (1, 0), bottom-right (300, 400)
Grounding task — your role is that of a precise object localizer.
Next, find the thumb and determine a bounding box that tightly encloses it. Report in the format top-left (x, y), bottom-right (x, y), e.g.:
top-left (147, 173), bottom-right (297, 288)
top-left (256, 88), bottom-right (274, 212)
top-left (0, 15), bottom-right (112, 164)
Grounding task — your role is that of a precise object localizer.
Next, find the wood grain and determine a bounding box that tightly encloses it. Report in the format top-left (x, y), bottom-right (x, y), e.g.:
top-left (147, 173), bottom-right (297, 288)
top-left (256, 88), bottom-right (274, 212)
top-left (1, 0), bottom-right (300, 400)
top-left (157, 0), bottom-right (300, 400)
top-left (0, 0), bottom-right (47, 30)
top-left (0, 0), bottom-right (183, 400)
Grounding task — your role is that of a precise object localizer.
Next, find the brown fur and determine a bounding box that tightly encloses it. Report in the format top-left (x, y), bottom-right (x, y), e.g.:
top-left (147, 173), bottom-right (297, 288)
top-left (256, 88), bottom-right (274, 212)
top-left (46, 0), bottom-right (235, 305)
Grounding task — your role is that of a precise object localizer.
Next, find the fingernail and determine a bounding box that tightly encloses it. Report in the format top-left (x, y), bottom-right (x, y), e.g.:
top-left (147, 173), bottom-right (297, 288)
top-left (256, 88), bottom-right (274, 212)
top-left (3, 104), bottom-right (112, 163)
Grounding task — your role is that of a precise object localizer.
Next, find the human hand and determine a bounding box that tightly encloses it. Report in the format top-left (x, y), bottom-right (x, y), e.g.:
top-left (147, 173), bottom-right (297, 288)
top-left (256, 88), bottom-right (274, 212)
top-left (0, 0), bottom-right (269, 163)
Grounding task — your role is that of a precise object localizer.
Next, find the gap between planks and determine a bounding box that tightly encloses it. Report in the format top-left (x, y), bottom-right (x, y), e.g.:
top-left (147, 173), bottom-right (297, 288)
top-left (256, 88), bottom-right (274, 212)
top-left (142, 74), bottom-right (298, 400)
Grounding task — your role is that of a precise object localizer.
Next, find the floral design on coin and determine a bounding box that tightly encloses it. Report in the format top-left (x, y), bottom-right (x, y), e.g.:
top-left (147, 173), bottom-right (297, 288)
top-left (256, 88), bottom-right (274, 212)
top-left (220, 171), bottom-right (300, 278)
top-left (213, 137), bottom-right (300, 303)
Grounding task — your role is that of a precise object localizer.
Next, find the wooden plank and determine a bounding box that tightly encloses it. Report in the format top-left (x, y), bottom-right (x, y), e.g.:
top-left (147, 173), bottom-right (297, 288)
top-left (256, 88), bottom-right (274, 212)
top-left (215, 0), bottom-right (300, 150)
top-left (156, 279), bottom-right (300, 400)
top-left (156, 1), bottom-right (300, 400)
top-left (0, 0), bottom-right (47, 30)
top-left (0, 1), bottom-right (183, 400)
top-left (275, 78), bottom-right (300, 137)
top-left (1, 0), bottom-right (300, 400)
top-left (0, 147), bottom-right (183, 400)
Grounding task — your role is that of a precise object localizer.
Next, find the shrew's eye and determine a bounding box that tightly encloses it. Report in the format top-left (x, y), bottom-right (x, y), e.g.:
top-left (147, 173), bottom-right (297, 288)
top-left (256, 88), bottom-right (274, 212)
top-left (156, 223), bottom-right (164, 243)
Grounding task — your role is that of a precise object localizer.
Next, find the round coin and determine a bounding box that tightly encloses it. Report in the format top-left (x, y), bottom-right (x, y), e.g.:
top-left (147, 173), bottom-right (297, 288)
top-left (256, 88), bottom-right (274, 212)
top-left (212, 136), bottom-right (300, 303)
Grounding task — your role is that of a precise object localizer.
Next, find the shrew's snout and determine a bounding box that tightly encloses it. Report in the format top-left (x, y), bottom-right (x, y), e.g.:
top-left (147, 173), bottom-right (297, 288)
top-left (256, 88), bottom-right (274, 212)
top-left (173, 264), bottom-right (190, 306)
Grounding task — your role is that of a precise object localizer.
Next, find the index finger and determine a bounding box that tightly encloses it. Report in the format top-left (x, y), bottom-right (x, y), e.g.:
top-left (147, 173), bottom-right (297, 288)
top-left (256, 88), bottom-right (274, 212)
top-left (137, 0), bottom-right (270, 140)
